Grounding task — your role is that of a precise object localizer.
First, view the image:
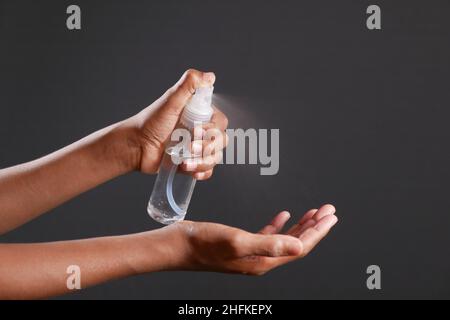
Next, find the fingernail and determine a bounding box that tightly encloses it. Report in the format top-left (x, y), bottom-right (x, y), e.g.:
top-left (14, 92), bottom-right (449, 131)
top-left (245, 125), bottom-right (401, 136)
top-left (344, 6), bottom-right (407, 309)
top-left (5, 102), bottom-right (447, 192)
top-left (203, 72), bottom-right (215, 84)
top-left (282, 211), bottom-right (291, 218)
top-left (184, 159), bottom-right (197, 171)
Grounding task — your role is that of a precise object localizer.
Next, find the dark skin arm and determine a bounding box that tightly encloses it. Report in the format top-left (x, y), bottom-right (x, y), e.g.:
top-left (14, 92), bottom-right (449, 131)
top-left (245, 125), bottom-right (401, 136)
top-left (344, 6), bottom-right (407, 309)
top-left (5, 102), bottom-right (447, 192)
top-left (0, 69), bottom-right (223, 234)
top-left (0, 205), bottom-right (337, 299)
top-left (0, 70), bottom-right (338, 299)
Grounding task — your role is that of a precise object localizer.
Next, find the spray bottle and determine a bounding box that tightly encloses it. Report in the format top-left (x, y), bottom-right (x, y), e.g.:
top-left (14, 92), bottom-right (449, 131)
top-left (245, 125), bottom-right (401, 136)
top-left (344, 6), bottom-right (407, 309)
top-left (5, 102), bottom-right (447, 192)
top-left (147, 86), bottom-right (214, 225)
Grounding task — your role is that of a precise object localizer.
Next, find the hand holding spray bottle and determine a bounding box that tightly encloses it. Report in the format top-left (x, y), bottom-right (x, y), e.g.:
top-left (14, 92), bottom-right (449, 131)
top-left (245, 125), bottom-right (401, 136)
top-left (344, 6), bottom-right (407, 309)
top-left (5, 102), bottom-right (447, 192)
top-left (147, 86), bottom-right (214, 225)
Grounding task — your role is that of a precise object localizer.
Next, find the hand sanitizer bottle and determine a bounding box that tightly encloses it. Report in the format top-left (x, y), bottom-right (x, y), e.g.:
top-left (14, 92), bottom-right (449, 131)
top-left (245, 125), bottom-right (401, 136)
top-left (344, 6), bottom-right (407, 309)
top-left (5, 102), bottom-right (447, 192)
top-left (147, 87), bottom-right (214, 225)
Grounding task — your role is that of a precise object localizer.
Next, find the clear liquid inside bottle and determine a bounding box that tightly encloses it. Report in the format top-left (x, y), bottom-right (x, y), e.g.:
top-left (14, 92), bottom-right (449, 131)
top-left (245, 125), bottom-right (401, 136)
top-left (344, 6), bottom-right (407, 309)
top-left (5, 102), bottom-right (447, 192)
top-left (147, 145), bottom-right (197, 225)
top-left (147, 86), bottom-right (214, 225)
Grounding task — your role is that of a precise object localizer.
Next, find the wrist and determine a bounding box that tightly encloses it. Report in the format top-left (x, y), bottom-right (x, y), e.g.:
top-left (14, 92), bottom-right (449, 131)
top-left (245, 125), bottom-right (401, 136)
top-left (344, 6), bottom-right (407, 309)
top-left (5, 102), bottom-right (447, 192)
top-left (106, 119), bottom-right (143, 174)
top-left (130, 224), bottom-right (194, 274)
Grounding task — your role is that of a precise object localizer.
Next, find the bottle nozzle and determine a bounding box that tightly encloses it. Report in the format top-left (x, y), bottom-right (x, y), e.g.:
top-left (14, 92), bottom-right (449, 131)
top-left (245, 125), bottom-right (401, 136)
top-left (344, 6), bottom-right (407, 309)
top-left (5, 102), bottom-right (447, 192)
top-left (181, 86), bottom-right (214, 128)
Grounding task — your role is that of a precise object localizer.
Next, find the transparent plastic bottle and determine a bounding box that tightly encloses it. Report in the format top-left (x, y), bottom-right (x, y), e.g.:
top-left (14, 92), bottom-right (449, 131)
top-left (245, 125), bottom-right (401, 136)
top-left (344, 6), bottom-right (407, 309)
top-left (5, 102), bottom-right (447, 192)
top-left (147, 87), bottom-right (214, 225)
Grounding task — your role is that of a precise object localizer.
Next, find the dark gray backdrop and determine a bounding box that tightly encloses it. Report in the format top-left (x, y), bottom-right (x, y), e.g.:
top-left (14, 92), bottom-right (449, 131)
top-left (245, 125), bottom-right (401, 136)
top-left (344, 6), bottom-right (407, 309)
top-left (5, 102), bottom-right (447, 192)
top-left (1, 0), bottom-right (449, 299)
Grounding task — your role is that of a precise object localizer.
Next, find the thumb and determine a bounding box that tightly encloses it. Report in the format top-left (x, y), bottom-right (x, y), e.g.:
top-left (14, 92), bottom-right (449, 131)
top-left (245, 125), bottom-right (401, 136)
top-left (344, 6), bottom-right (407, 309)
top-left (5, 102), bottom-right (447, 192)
top-left (164, 69), bottom-right (216, 114)
top-left (240, 233), bottom-right (303, 257)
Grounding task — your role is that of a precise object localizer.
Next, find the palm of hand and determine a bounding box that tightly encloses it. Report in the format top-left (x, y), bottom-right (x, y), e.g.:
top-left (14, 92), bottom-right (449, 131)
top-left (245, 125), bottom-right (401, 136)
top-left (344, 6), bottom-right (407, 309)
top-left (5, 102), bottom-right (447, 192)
top-left (179, 204), bottom-right (338, 275)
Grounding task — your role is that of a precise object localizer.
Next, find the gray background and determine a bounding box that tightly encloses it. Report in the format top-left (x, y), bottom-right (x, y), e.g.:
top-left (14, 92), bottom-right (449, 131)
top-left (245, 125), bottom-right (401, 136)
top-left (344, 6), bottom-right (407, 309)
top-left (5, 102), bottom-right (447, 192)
top-left (1, 0), bottom-right (449, 299)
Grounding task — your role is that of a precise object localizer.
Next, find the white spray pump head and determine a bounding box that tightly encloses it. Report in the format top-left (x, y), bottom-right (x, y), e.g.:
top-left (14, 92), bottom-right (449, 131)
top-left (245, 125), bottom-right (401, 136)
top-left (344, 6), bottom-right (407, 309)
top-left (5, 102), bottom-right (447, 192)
top-left (180, 86), bottom-right (214, 129)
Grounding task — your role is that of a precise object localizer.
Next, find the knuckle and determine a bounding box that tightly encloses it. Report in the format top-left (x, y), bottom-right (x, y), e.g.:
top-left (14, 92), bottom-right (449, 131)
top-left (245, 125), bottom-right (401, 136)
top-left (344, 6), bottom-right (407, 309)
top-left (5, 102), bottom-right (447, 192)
top-left (184, 68), bottom-right (196, 76)
top-left (299, 247), bottom-right (309, 258)
top-left (205, 127), bottom-right (220, 140)
top-left (268, 239), bottom-right (283, 256)
top-left (203, 143), bottom-right (214, 157)
top-left (228, 232), bottom-right (244, 255)
top-left (184, 69), bottom-right (200, 82)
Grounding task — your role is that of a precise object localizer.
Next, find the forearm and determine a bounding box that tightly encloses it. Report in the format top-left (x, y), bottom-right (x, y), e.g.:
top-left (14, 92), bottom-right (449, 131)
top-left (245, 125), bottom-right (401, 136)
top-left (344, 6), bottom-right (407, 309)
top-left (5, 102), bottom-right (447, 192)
top-left (0, 120), bottom-right (140, 234)
top-left (0, 229), bottom-right (181, 299)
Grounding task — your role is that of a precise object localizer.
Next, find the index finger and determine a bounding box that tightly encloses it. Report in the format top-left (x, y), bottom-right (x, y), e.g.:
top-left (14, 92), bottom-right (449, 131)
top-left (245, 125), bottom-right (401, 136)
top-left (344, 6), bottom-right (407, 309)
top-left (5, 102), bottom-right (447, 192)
top-left (260, 214), bottom-right (338, 271)
top-left (298, 214), bottom-right (338, 256)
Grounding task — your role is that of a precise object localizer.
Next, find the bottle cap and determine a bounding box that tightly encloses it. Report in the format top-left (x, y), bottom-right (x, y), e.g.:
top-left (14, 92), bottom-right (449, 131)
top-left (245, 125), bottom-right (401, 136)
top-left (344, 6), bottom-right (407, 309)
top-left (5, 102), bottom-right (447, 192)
top-left (180, 86), bottom-right (214, 128)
